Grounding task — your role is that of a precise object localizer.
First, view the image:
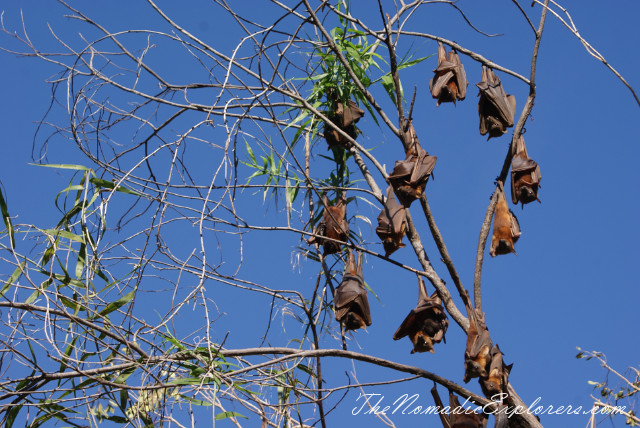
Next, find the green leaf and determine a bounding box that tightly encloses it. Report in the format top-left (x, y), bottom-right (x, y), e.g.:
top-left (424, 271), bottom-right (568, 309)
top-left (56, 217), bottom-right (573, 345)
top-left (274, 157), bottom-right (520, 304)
top-left (59, 296), bottom-right (85, 311)
top-left (26, 279), bottom-right (52, 305)
top-left (167, 377), bottom-right (205, 386)
top-left (245, 140), bottom-right (257, 165)
top-left (59, 336), bottom-right (79, 372)
top-left (120, 389), bottom-right (129, 411)
top-left (0, 184), bottom-right (15, 249)
top-left (5, 404), bottom-right (22, 428)
top-left (114, 366), bottom-right (136, 384)
top-left (41, 229), bottom-right (85, 243)
top-left (296, 364), bottom-right (316, 377)
top-left (98, 288), bottom-right (137, 317)
top-left (89, 178), bottom-right (142, 196)
top-left (1, 261), bottom-right (25, 298)
top-left (104, 416), bottom-right (128, 423)
top-left (214, 411), bottom-right (247, 421)
top-left (397, 55), bottom-right (430, 70)
top-left (30, 163), bottom-right (93, 172)
top-left (178, 395), bottom-right (212, 406)
top-left (75, 242), bottom-right (86, 280)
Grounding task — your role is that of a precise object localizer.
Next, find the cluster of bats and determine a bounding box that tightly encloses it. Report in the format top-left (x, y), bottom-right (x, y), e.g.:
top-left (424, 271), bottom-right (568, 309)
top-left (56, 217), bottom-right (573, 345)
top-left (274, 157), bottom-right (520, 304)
top-left (462, 291), bottom-right (512, 401)
top-left (306, 42), bottom-right (544, 427)
top-left (428, 43), bottom-right (541, 257)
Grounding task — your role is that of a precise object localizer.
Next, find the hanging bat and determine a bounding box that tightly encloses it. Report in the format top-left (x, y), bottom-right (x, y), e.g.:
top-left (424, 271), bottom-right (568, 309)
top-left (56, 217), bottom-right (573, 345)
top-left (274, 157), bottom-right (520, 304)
top-left (464, 300), bottom-right (492, 383)
top-left (323, 99), bottom-right (365, 149)
top-left (490, 183), bottom-right (521, 257)
top-left (388, 122), bottom-right (437, 206)
top-left (449, 391), bottom-right (488, 428)
top-left (308, 194), bottom-right (349, 255)
top-left (376, 186), bottom-right (407, 257)
top-left (511, 135), bottom-right (541, 205)
top-left (334, 250), bottom-right (372, 331)
top-left (429, 42), bottom-right (468, 106)
top-left (480, 344), bottom-right (513, 400)
top-left (393, 277), bottom-right (448, 353)
top-left (477, 66), bottom-right (516, 139)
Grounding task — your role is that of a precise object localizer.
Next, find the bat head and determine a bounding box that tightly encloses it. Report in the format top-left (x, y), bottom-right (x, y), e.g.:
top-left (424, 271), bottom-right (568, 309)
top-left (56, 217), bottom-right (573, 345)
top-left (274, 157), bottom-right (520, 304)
top-left (382, 237), bottom-right (405, 257)
top-left (483, 113), bottom-right (508, 139)
top-left (342, 311), bottom-right (368, 331)
top-left (492, 238), bottom-right (516, 256)
top-left (444, 80), bottom-right (459, 103)
top-left (480, 378), bottom-right (502, 399)
top-left (410, 330), bottom-right (435, 354)
top-left (516, 184), bottom-right (539, 204)
top-left (464, 356), bottom-right (489, 382)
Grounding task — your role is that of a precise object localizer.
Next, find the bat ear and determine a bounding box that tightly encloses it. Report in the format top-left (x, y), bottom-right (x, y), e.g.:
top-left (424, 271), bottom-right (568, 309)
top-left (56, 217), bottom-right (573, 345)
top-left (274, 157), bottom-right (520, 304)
top-left (323, 194), bottom-right (329, 206)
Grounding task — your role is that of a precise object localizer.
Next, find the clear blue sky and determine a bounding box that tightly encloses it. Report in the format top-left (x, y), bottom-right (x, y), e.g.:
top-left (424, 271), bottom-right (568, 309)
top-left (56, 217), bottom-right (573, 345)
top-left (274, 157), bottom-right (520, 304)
top-left (1, 1), bottom-right (639, 427)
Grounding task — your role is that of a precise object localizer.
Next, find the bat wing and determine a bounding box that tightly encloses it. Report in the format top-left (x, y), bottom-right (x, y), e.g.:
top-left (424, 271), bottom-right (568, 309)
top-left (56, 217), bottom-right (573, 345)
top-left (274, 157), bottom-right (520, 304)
top-left (511, 137), bottom-right (542, 204)
top-left (469, 324), bottom-right (492, 358)
top-left (395, 281), bottom-right (448, 353)
top-left (506, 94), bottom-right (516, 126)
top-left (342, 100), bottom-right (365, 128)
top-left (508, 209), bottom-right (521, 242)
top-left (409, 152), bottom-right (437, 185)
top-left (357, 296), bottom-right (372, 327)
top-left (405, 121), bottom-right (420, 150)
top-left (449, 392), bottom-right (485, 428)
top-left (430, 43), bottom-right (467, 105)
top-left (464, 310), bottom-right (492, 382)
top-left (389, 159), bottom-right (415, 180)
top-left (430, 69), bottom-right (455, 95)
top-left (480, 344), bottom-right (509, 399)
top-left (335, 278), bottom-right (371, 325)
top-left (511, 155), bottom-right (538, 173)
top-left (483, 85), bottom-right (515, 128)
top-left (477, 67), bottom-right (516, 138)
top-left (478, 68), bottom-right (515, 126)
top-left (429, 43), bottom-right (457, 99)
top-left (377, 187), bottom-right (405, 233)
top-left (385, 189), bottom-right (406, 233)
top-left (451, 50), bottom-right (467, 100)
top-left (376, 210), bottom-right (390, 231)
top-left (336, 252), bottom-right (371, 329)
top-left (392, 300), bottom-right (442, 341)
top-left (376, 187), bottom-right (407, 256)
top-left (393, 309), bottom-right (418, 340)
